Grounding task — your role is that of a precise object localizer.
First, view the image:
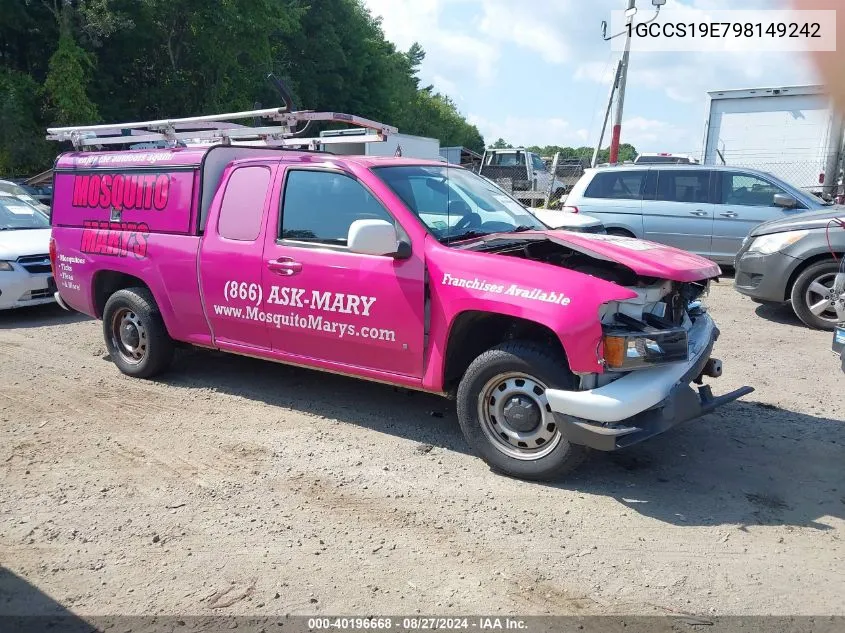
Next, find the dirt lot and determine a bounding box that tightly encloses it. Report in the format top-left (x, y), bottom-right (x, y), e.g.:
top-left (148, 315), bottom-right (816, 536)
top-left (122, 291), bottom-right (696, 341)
top-left (1, 280), bottom-right (843, 618)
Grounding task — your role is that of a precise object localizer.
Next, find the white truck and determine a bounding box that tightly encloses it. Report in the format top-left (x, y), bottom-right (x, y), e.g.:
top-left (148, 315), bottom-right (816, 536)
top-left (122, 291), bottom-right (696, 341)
top-left (702, 84), bottom-right (845, 199)
top-left (318, 128), bottom-right (440, 160)
top-left (477, 148), bottom-right (576, 208)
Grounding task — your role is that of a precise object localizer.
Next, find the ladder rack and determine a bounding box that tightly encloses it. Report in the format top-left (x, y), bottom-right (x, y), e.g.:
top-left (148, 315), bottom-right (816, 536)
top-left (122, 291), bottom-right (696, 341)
top-left (46, 108), bottom-right (399, 150)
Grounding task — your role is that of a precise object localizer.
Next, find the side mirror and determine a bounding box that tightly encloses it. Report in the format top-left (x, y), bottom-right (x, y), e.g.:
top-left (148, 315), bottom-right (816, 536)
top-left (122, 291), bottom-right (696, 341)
top-left (773, 193), bottom-right (797, 208)
top-left (347, 219), bottom-right (410, 258)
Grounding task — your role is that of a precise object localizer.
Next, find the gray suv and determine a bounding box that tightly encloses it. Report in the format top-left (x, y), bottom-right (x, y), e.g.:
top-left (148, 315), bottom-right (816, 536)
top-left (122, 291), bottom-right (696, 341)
top-left (564, 165), bottom-right (832, 265)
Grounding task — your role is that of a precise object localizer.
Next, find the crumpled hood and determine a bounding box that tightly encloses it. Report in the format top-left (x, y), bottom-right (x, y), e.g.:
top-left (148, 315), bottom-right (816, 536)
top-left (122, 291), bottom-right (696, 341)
top-left (0, 228), bottom-right (52, 260)
top-left (749, 207), bottom-right (845, 237)
top-left (542, 230), bottom-right (720, 281)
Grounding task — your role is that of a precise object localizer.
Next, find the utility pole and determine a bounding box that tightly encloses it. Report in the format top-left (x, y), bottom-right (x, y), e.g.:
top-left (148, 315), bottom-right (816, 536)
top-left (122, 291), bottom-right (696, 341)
top-left (592, 61), bottom-right (622, 167)
top-left (609, 0), bottom-right (635, 164)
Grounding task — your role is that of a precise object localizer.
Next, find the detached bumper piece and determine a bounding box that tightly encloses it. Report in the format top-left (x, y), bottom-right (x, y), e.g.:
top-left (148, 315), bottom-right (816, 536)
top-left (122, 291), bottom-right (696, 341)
top-left (545, 312), bottom-right (754, 452)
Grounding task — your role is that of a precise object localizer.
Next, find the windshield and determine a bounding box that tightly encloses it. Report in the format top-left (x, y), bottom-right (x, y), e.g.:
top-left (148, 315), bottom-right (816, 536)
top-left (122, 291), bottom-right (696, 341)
top-left (0, 196), bottom-right (50, 230)
top-left (371, 165), bottom-right (546, 242)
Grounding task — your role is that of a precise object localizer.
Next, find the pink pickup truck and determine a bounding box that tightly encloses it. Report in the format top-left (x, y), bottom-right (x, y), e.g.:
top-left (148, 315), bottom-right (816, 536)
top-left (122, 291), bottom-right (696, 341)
top-left (47, 118), bottom-right (753, 481)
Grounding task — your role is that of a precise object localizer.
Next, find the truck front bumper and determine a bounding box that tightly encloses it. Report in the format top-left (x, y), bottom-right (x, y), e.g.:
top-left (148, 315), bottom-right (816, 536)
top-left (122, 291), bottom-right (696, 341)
top-left (545, 313), bottom-right (754, 451)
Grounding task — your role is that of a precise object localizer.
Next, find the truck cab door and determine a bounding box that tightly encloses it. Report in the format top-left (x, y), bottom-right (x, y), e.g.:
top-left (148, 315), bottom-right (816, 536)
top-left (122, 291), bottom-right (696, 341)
top-left (199, 163), bottom-right (277, 351)
top-left (261, 167), bottom-right (425, 378)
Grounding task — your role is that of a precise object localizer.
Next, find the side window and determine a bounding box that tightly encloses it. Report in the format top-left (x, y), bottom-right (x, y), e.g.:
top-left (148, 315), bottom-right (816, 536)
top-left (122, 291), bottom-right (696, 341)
top-left (280, 170), bottom-right (393, 245)
top-left (720, 173), bottom-right (785, 207)
top-left (655, 170), bottom-right (711, 203)
top-left (531, 154), bottom-right (547, 172)
top-left (583, 171), bottom-right (646, 200)
top-left (217, 166), bottom-right (271, 241)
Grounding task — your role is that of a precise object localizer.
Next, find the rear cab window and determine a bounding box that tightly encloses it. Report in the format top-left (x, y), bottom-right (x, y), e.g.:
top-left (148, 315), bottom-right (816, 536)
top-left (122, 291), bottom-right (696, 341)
top-left (217, 166), bottom-right (272, 241)
top-left (486, 152), bottom-right (525, 167)
top-left (583, 170), bottom-right (647, 200)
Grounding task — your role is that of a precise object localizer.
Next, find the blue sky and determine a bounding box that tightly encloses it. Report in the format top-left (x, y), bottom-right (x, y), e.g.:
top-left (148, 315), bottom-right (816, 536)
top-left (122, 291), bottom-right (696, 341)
top-left (362, 0), bottom-right (820, 155)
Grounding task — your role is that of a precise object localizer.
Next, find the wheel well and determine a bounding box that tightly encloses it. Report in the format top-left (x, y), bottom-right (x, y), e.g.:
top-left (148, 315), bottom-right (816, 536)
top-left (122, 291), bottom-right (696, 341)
top-left (784, 253), bottom-right (843, 301)
top-left (92, 271), bottom-right (150, 318)
top-left (443, 312), bottom-right (566, 394)
top-left (605, 227), bottom-right (635, 238)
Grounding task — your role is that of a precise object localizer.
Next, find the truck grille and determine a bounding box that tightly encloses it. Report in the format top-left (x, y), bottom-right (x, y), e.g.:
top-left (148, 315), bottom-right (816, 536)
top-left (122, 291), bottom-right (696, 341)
top-left (16, 254), bottom-right (52, 274)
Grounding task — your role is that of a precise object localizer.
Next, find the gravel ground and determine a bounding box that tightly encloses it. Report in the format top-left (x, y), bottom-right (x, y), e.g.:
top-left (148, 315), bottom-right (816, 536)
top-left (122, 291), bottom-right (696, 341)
top-left (1, 280), bottom-right (843, 618)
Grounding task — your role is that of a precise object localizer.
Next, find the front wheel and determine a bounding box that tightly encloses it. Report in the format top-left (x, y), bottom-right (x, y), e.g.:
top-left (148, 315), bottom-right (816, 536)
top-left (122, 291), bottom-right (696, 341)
top-left (103, 287), bottom-right (174, 378)
top-left (456, 341), bottom-right (589, 481)
top-left (790, 261), bottom-right (844, 330)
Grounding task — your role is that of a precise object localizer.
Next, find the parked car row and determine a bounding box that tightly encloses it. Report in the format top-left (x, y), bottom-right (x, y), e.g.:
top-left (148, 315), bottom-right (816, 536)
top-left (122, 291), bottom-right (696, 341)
top-left (561, 164), bottom-right (834, 265)
top-left (546, 163), bottom-right (844, 332)
top-left (0, 191), bottom-right (56, 311)
top-left (0, 179), bottom-right (52, 211)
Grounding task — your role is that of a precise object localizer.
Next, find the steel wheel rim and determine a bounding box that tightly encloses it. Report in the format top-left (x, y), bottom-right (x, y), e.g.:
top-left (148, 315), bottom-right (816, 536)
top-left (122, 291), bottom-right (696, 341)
top-left (477, 371), bottom-right (562, 461)
top-left (110, 307), bottom-right (148, 365)
top-left (805, 272), bottom-right (843, 322)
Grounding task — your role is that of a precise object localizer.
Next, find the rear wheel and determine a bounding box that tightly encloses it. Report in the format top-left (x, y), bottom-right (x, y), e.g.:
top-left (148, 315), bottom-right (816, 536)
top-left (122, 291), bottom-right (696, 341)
top-left (456, 341), bottom-right (589, 481)
top-left (103, 287), bottom-right (174, 378)
top-left (790, 261), bottom-right (843, 330)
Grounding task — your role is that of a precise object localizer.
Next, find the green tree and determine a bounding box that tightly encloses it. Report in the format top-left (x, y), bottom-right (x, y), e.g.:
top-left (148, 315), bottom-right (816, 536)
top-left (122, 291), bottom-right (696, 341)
top-left (43, 28), bottom-right (99, 125)
top-left (491, 138), bottom-right (512, 149)
top-left (0, 0), bottom-right (487, 175)
top-left (0, 69), bottom-right (52, 175)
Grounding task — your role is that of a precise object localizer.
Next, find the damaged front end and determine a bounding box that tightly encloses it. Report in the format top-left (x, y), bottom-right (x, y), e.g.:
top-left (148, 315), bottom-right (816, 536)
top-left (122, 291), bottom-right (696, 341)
top-left (545, 276), bottom-right (755, 451)
top-left (471, 232), bottom-right (754, 450)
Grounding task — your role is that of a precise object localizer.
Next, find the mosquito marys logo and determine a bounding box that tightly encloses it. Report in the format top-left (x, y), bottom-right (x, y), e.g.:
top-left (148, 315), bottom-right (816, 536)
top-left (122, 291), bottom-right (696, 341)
top-left (80, 220), bottom-right (150, 258)
top-left (441, 272), bottom-right (571, 306)
top-left (71, 173), bottom-right (171, 211)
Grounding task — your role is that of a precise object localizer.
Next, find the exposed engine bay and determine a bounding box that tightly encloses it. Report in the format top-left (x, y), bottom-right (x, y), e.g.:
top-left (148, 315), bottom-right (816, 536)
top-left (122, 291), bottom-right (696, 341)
top-left (479, 238), bottom-right (711, 320)
top-left (474, 237), bottom-right (715, 386)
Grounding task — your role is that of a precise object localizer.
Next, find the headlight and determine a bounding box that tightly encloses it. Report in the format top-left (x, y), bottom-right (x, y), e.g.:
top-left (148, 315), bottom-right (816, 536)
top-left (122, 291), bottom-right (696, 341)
top-left (747, 230), bottom-right (808, 255)
top-left (602, 327), bottom-right (689, 371)
top-left (0, 261), bottom-right (14, 272)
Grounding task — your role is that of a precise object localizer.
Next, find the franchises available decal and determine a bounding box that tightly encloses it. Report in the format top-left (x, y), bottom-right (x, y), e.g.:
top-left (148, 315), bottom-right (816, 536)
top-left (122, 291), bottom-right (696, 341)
top-left (441, 273), bottom-right (571, 306)
top-left (72, 173), bottom-right (170, 211)
top-left (80, 220), bottom-right (149, 258)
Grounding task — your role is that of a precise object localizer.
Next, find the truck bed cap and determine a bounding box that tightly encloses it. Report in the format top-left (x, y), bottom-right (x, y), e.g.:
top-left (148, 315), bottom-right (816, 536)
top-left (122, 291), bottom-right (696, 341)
top-left (55, 148), bottom-right (448, 171)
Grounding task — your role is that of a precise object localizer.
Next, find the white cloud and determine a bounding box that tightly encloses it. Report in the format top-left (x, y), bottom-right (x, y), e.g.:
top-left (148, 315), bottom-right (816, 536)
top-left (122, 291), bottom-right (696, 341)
top-left (477, 2), bottom-right (573, 65)
top-left (619, 117), bottom-right (699, 153)
top-left (363, 0), bottom-right (499, 85)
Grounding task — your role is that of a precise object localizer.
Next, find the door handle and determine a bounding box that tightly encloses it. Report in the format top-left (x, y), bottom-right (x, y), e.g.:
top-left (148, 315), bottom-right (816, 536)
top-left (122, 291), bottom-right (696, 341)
top-left (690, 210), bottom-right (709, 217)
top-left (267, 257), bottom-right (302, 276)
top-left (719, 212), bottom-right (738, 218)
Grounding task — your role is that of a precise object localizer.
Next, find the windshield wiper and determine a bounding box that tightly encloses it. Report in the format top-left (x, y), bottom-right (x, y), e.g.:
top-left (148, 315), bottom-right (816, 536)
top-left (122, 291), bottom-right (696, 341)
top-left (509, 225), bottom-right (537, 233)
top-left (441, 230), bottom-right (489, 244)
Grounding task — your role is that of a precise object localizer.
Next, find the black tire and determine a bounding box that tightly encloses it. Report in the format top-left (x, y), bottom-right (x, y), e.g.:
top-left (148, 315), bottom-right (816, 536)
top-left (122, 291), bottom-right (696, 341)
top-left (606, 228), bottom-right (635, 238)
top-left (456, 340), bottom-right (589, 481)
top-left (789, 260), bottom-right (842, 330)
top-left (103, 287), bottom-right (174, 378)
